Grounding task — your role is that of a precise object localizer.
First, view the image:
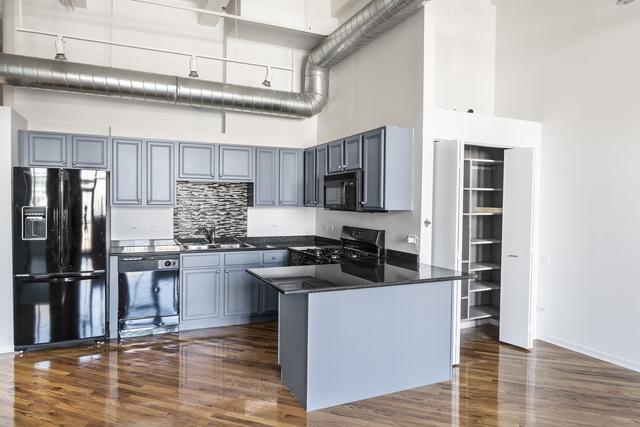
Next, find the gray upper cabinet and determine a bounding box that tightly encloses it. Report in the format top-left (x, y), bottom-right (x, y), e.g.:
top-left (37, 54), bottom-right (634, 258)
top-left (71, 135), bottom-right (108, 169)
top-left (146, 141), bottom-right (175, 205)
top-left (219, 145), bottom-right (254, 181)
top-left (279, 150), bottom-right (302, 206)
top-left (316, 145), bottom-right (328, 207)
top-left (181, 268), bottom-right (221, 321)
top-left (363, 126), bottom-right (413, 211)
top-left (255, 148), bottom-right (302, 207)
top-left (343, 134), bottom-right (362, 170)
top-left (224, 267), bottom-right (260, 317)
top-left (362, 129), bottom-right (385, 210)
top-left (19, 131), bottom-right (109, 169)
top-left (304, 148), bottom-right (317, 206)
top-left (112, 139), bottom-right (143, 206)
top-left (25, 132), bottom-right (68, 167)
top-left (327, 140), bottom-right (344, 174)
top-left (255, 148), bottom-right (278, 206)
top-left (178, 143), bottom-right (216, 180)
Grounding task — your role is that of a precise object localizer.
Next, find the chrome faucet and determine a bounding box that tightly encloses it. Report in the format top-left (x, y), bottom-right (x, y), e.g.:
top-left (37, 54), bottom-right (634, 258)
top-left (197, 226), bottom-right (216, 243)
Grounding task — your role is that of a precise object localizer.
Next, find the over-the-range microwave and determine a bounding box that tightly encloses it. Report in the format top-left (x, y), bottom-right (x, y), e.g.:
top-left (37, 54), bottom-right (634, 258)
top-left (324, 171), bottom-right (364, 212)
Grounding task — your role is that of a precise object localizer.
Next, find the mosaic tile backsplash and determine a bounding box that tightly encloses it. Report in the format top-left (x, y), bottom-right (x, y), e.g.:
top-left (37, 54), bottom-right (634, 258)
top-left (174, 181), bottom-right (250, 239)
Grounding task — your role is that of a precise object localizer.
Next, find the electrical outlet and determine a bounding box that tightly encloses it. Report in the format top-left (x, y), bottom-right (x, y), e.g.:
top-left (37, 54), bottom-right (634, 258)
top-left (536, 305), bottom-right (546, 313)
top-left (541, 254), bottom-right (550, 267)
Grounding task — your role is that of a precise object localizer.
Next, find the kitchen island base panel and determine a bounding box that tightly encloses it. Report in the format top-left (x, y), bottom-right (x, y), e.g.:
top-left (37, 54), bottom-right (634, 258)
top-left (280, 281), bottom-right (454, 411)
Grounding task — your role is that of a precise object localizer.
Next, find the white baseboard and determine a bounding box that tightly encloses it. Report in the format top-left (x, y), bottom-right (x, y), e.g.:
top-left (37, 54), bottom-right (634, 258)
top-left (538, 335), bottom-right (640, 373)
top-left (0, 345), bottom-right (14, 355)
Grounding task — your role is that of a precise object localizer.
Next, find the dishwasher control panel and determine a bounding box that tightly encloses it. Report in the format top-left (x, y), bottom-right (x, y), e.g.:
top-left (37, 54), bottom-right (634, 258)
top-left (158, 259), bottom-right (179, 269)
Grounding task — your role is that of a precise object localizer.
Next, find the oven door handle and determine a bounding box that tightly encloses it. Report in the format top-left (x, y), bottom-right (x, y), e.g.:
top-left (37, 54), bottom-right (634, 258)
top-left (341, 181), bottom-right (347, 206)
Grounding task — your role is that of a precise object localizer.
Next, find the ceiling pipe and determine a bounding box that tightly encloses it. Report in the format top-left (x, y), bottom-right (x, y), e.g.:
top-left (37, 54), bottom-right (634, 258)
top-left (0, 0), bottom-right (425, 118)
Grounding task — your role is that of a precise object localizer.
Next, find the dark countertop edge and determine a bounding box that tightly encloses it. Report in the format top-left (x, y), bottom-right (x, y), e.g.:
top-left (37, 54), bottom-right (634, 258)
top-left (109, 235), bottom-right (341, 256)
top-left (246, 269), bottom-right (472, 295)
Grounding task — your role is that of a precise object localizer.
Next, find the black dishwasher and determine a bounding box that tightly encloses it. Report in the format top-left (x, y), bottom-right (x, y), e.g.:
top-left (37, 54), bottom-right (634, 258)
top-left (118, 256), bottom-right (179, 338)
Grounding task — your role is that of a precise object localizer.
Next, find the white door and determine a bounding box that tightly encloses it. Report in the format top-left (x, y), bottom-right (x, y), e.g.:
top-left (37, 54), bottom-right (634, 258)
top-left (432, 139), bottom-right (463, 364)
top-left (500, 147), bottom-right (535, 349)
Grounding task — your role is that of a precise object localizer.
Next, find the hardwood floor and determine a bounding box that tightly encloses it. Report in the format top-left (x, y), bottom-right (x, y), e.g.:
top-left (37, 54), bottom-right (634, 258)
top-left (0, 324), bottom-right (638, 426)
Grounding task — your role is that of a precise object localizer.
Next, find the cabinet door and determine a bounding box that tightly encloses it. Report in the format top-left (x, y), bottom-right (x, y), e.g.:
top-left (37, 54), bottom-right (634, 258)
top-left (178, 143), bottom-right (216, 180)
top-left (260, 284), bottom-right (279, 314)
top-left (500, 147), bottom-right (535, 350)
top-left (71, 135), bottom-right (108, 169)
top-left (181, 268), bottom-right (221, 321)
top-left (316, 145), bottom-right (327, 207)
top-left (223, 267), bottom-right (260, 316)
top-left (255, 148), bottom-right (278, 206)
top-left (327, 140), bottom-right (344, 173)
top-left (343, 134), bottom-right (363, 170)
top-left (219, 145), bottom-right (254, 181)
top-left (27, 132), bottom-right (68, 167)
top-left (146, 141), bottom-right (175, 205)
top-left (112, 139), bottom-right (143, 206)
top-left (303, 148), bottom-right (317, 206)
top-left (279, 150), bottom-right (302, 206)
top-left (362, 129), bottom-right (385, 210)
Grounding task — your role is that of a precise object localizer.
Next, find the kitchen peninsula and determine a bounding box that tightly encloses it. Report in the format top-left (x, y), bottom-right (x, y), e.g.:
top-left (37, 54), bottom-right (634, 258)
top-left (248, 261), bottom-right (468, 411)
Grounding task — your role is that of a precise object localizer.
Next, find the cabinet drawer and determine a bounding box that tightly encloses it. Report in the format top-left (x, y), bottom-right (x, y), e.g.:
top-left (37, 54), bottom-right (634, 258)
top-left (224, 252), bottom-right (261, 266)
top-left (263, 251), bottom-right (287, 264)
top-left (182, 253), bottom-right (221, 269)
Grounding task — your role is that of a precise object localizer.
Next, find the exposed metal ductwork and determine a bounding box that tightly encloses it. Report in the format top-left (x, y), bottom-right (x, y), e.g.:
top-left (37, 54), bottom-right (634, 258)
top-left (0, 0), bottom-right (425, 118)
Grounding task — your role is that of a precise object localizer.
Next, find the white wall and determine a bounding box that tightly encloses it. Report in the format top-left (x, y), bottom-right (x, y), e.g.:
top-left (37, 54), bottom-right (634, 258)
top-left (433, 0), bottom-right (496, 115)
top-left (0, 107), bottom-right (27, 353)
top-left (3, 0), bottom-right (318, 238)
top-left (495, 0), bottom-right (640, 371)
top-left (315, 8), bottom-right (425, 254)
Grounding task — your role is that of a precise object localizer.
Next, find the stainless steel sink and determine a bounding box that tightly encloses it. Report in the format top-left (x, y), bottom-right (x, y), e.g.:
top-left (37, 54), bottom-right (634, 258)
top-left (181, 242), bottom-right (254, 251)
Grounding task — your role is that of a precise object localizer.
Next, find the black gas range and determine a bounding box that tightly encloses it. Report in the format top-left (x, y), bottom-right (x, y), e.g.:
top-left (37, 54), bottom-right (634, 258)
top-left (289, 226), bottom-right (385, 266)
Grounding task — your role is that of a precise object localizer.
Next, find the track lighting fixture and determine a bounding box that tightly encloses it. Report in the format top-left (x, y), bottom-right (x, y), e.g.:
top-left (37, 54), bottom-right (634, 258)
top-left (189, 55), bottom-right (199, 78)
top-left (54, 35), bottom-right (67, 61)
top-left (262, 66), bottom-right (272, 88)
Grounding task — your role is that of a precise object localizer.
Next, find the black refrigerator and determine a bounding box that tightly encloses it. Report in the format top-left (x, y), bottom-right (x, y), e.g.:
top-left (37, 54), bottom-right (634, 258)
top-left (13, 167), bottom-right (108, 350)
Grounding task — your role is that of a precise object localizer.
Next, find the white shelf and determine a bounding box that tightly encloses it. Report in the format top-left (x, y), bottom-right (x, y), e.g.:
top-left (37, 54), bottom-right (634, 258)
top-left (469, 262), bottom-right (501, 272)
top-left (464, 158), bottom-right (504, 164)
top-left (464, 188), bottom-right (503, 192)
top-left (470, 281), bottom-right (500, 293)
top-left (464, 212), bottom-right (503, 216)
top-left (468, 305), bottom-right (499, 320)
top-left (470, 238), bottom-right (502, 245)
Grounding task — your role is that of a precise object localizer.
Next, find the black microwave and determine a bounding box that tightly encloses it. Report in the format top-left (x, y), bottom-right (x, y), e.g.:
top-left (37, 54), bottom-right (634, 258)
top-left (324, 171), bottom-right (363, 211)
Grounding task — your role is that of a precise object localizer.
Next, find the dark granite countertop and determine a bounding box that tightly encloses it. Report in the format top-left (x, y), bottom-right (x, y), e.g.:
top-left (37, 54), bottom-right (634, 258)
top-left (247, 262), bottom-right (470, 295)
top-left (109, 236), bottom-right (339, 256)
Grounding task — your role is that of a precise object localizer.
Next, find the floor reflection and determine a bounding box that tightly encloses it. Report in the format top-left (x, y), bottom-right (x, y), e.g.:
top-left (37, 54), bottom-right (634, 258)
top-left (0, 324), bottom-right (639, 426)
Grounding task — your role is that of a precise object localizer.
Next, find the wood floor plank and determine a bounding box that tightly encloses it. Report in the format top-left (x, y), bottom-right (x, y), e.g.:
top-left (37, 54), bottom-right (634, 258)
top-left (0, 323), bottom-right (638, 426)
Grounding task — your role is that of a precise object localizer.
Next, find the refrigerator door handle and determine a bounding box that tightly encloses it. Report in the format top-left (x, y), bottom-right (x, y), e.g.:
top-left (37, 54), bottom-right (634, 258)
top-left (14, 271), bottom-right (106, 281)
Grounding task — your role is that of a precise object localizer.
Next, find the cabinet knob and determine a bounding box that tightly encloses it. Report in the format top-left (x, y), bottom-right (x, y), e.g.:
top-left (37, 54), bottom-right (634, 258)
top-left (271, 256), bottom-right (277, 260)
top-left (216, 269), bottom-right (221, 273)
top-left (61, 160), bottom-right (65, 164)
top-left (137, 199), bottom-right (142, 203)
top-left (272, 201), bottom-right (276, 204)
top-left (72, 161), bottom-right (77, 165)
top-left (360, 201), bottom-right (366, 205)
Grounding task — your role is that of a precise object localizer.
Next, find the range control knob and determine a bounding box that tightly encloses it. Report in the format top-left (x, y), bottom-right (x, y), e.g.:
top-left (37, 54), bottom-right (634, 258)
top-left (165, 260), bottom-right (172, 267)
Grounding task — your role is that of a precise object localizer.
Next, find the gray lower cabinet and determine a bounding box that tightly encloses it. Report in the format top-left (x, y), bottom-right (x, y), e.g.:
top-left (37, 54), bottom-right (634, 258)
top-left (178, 142), bottom-right (216, 180)
top-left (181, 268), bottom-right (221, 320)
top-left (223, 266), bottom-right (261, 316)
top-left (255, 148), bottom-right (302, 207)
top-left (18, 131), bottom-right (109, 169)
top-left (112, 138), bottom-right (143, 205)
top-left (180, 250), bottom-right (286, 331)
top-left (219, 145), bottom-right (254, 181)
